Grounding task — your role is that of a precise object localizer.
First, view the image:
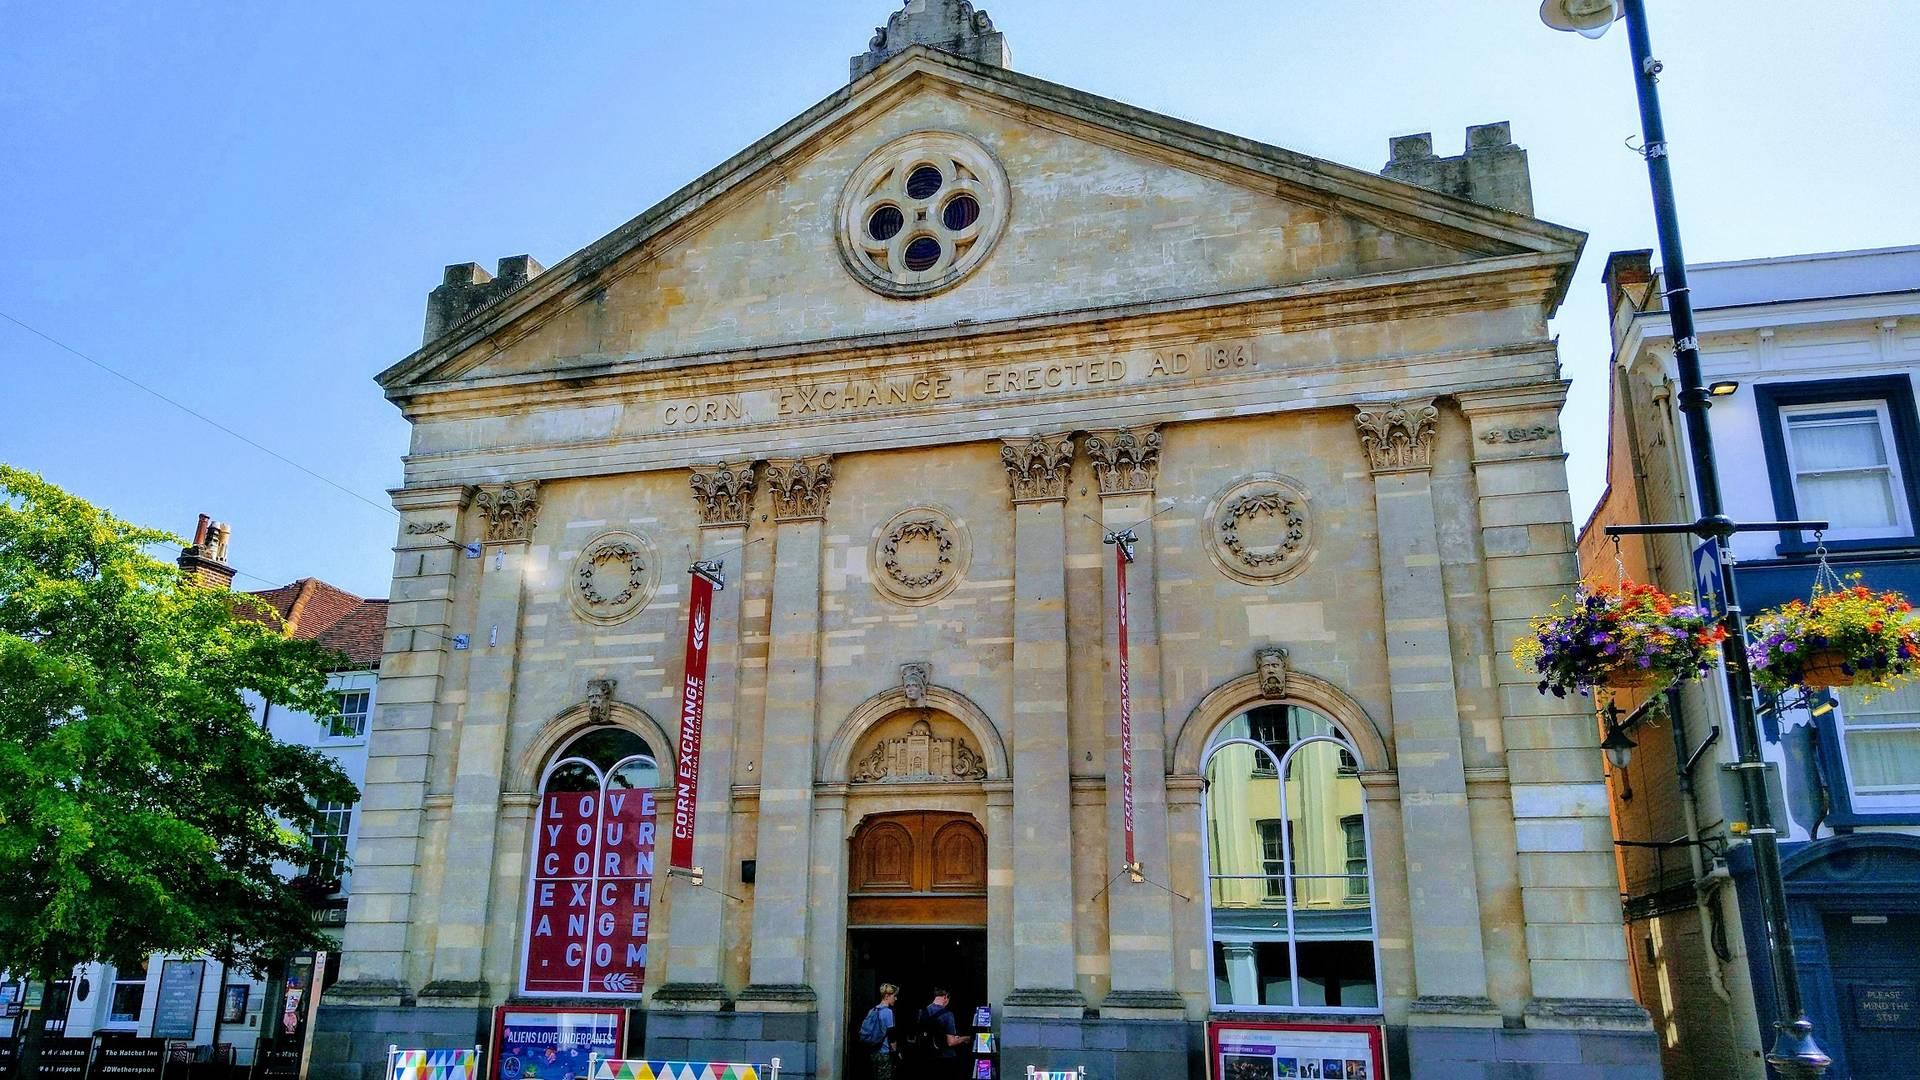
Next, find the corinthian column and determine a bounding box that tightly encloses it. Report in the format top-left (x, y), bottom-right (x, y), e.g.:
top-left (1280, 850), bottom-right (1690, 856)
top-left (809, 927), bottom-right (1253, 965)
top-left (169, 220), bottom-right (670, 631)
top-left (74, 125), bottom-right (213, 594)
top-left (741, 456), bottom-right (832, 1010)
top-left (1084, 425), bottom-right (1183, 1015)
top-left (998, 434), bottom-right (1085, 1015)
top-left (654, 461), bottom-right (758, 1008)
top-left (1353, 400), bottom-right (1497, 1025)
top-left (426, 481), bottom-right (540, 1004)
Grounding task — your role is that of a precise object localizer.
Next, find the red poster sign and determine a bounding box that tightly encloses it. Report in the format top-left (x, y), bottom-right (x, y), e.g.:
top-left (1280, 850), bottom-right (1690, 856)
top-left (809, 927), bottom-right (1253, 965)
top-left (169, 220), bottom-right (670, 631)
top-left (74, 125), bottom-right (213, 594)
top-left (670, 566), bottom-right (718, 871)
top-left (522, 785), bottom-right (656, 996)
top-left (1115, 542), bottom-right (1136, 869)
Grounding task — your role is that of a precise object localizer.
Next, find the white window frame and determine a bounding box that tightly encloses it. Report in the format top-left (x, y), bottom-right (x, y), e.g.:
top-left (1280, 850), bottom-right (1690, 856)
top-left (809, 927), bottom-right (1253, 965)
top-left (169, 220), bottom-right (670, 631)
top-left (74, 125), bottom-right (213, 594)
top-left (1831, 684), bottom-right (1920, 814)
top-left (105, 963), bottom-right (147, 1028)
top-left (322, 689), bottom-right (371, 742)
top-left (1777, 399), bottom-right (1913, 541)
top-left (1202, 732), bottom-right (1382, 1016)
top-left (308, 800), bottom-right (354, 882)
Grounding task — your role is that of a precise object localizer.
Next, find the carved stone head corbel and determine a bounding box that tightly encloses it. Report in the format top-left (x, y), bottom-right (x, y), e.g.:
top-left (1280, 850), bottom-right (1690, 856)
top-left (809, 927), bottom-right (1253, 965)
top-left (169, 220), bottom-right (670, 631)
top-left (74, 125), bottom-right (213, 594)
top-left (1255, 646), bottom-right (1289, 700)
top-left (586, 678), bottom-right (617, 725)
top-left (901, 662), bottom-right (931, 709)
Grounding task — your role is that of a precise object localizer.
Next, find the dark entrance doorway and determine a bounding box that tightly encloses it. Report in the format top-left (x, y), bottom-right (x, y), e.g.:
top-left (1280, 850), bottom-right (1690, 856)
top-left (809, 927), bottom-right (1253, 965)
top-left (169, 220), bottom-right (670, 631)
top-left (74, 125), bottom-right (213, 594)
top-left (844, 811), bottom-right (988, 1080)
top-left (846, 929), bottom-right (988, 1080)
top-left (1825, 912), bottom-right (1920, 1078)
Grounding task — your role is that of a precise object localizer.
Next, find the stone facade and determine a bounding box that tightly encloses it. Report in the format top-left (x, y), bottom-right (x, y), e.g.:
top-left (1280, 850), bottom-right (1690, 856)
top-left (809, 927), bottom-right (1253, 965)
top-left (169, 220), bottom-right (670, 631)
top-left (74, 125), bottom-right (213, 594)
top-left (319, 17), bottom-right (1653, 1080)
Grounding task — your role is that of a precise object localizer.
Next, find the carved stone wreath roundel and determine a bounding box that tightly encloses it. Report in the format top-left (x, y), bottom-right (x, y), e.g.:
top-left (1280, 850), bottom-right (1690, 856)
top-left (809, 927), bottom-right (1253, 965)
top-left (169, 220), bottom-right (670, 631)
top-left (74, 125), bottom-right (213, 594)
top-left (569, 531), bottom-right (659, 625)
top-left (1205, 475), bottom-right (1314, 586)
top-left (870, 506), bottom-right (970, 606)
top-left (836, 131), bottom-right (1010, 299)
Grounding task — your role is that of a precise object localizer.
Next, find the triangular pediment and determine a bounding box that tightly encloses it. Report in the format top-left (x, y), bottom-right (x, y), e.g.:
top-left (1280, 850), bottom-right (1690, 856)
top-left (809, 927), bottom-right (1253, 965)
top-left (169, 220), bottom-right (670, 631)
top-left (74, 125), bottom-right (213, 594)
top-left (379, 47), bottom-right (1582, 397)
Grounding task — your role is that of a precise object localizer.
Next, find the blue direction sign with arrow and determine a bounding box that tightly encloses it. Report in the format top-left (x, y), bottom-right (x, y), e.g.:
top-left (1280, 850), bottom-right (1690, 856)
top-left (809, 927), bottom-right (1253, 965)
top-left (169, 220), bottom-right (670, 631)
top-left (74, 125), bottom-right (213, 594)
top-left (1693, 539), bottom-right (1726, 618)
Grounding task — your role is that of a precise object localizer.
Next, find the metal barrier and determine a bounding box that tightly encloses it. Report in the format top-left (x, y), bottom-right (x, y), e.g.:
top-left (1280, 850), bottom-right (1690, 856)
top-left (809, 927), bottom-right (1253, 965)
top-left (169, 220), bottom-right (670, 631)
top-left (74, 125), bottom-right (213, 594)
top-left (384, 1045), bottom-right (483, 1080)
top-left (586, 1055), bottom-right (781, 1080)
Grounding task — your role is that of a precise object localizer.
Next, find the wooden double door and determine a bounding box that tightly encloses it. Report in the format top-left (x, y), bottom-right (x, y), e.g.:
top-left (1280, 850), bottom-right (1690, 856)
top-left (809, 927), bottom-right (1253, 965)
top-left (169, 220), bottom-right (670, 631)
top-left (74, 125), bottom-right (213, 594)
top-left (847, 810), bottom-right (987, 928)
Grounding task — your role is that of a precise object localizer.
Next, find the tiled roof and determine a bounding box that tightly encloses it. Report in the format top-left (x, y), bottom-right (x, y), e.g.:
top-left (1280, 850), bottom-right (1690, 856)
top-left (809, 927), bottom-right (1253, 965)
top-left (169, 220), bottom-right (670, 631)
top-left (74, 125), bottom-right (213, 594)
top-left (246, 578), bottom-right (387, 668)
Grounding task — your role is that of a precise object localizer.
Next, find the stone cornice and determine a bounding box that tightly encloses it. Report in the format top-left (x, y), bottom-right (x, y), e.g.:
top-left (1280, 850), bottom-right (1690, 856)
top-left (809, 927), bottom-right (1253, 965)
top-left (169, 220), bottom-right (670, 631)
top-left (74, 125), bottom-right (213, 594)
top-left (389, 252), bottom-right (1572, 413)
top-left (1084, 425), bottom-right (1162, 496)
top-left (1354, 398), bottom-right (1439, 475)
top-left (764, 455), bottom-right (833, 522)
top-left (688, 460), bottom-right (759, 527)
top-left (1000, 433), bottom-right (1075, 503)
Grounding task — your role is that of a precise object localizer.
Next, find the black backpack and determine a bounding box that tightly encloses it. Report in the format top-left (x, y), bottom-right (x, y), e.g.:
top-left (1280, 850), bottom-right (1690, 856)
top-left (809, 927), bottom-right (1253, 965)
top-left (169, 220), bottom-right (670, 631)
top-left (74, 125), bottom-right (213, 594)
top-left (903, 1005), bottom-right (949, 1060)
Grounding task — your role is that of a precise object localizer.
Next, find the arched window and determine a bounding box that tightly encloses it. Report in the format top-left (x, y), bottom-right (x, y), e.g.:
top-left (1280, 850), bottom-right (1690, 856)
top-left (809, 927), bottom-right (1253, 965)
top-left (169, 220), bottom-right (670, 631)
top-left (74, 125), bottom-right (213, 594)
top-left (1204, 704), bottom-right (1379, 1011)
top-left (521, 728), bottom-right (660, 997)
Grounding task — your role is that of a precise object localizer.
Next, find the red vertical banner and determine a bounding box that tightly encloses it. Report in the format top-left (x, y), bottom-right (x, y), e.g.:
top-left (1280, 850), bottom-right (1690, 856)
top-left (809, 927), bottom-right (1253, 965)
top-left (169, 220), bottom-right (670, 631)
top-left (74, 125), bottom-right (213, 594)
top-left (524, 791), bottom-right (597, 993)
top-left (585, 789), bottom-right (655, 994)
top-left (670, 565), bottom-right (718, 871)
top-left (1115, 542), bottom-right (1136, 869)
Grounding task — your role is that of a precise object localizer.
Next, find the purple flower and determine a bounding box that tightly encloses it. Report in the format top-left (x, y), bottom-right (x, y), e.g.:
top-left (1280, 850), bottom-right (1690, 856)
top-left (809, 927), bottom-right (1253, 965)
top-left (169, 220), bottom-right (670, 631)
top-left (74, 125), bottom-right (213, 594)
top-left (1782, 642), bottom-right (1798, 654)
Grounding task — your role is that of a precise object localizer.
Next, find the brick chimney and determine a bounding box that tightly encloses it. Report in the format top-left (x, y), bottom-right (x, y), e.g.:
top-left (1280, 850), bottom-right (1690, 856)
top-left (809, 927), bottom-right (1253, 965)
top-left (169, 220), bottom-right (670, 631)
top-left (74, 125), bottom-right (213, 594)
top-left (1381, 122), bottom-right (1535, 216)
top-left (1602, 248), bottom-right (1656, 322)
top-left (178, 513), bottom-right (237, 590)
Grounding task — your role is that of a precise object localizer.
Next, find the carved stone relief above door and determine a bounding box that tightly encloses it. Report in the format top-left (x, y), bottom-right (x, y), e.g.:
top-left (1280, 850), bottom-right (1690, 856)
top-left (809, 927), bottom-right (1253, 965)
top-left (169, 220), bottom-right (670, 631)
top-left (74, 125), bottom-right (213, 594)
top-left (849, 711), bottom-right (989, 783)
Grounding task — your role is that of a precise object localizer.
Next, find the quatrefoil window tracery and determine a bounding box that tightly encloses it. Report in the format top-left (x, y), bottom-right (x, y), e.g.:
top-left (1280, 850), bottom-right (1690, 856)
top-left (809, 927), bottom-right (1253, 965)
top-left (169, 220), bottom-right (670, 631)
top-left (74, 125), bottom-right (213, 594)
top-left (838, 132), bottom-right (1009, 298)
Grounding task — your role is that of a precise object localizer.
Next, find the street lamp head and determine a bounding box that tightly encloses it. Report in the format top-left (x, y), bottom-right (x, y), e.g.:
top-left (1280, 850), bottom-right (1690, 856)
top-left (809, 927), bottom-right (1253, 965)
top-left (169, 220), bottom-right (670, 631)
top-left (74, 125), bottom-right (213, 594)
top-left (1708, 380), bottom-right (1740, 397)
top-left (1540, 0), bottom-right (1622, 39)
top-left (1600, 724), bottom-right (1637, 770)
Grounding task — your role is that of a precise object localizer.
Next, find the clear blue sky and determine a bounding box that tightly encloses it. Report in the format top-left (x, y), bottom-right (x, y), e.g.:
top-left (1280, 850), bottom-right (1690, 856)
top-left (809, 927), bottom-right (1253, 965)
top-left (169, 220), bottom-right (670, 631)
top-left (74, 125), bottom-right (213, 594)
top-left (5, 1), bottom-right (1915, 599)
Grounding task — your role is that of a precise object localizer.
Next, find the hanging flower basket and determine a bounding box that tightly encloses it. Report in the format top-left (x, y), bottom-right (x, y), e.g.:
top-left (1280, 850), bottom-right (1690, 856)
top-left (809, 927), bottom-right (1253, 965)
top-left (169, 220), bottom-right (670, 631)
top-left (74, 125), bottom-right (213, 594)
top-left (1745, 575), bottom-right (1920, 696)
top-left (1513, 580), bottom-right (1726, 698)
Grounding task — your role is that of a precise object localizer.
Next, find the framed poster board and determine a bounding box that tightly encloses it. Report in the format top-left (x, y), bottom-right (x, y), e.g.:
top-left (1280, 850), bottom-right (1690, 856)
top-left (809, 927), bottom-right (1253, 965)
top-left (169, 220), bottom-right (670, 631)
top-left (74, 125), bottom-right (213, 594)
top-left (154, 959), bottom-right (206, 1039)
top-left (490, 1006), bottom-right (624, 1080)
top-left (1207, 1021), bottom-right (1385, 1080)
top-left (221, 985), bottom-right (251, 1025)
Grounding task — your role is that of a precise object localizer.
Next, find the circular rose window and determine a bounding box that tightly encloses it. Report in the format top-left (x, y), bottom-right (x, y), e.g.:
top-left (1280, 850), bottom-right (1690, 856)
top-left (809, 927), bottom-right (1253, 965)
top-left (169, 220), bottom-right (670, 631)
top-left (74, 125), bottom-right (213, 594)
top-left (836, 132), bottom-right (1010, 299)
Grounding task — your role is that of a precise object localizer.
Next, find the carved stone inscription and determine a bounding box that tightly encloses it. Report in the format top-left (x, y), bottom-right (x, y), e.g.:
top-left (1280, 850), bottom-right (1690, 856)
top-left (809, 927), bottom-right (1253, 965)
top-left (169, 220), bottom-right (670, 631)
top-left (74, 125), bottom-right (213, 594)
top-left (652, 338), bottom-right (1256, 430)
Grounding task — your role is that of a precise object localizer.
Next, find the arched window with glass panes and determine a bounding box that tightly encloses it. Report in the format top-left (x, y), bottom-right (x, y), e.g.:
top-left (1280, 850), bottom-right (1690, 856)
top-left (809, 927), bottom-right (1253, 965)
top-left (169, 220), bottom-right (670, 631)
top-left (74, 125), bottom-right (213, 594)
top-left (520, 727), bottom-right (661, 997)
top-left (1203, 703), bottom-right (1380, 1011)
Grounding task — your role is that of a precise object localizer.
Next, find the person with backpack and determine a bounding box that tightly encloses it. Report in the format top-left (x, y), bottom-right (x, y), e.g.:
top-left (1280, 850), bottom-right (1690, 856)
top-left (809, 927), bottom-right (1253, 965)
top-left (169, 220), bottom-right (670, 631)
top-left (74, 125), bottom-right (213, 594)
top-left (856, 983), bottom-right (901, 1080)
top-left (915, 988), bottom-right (969, 1080)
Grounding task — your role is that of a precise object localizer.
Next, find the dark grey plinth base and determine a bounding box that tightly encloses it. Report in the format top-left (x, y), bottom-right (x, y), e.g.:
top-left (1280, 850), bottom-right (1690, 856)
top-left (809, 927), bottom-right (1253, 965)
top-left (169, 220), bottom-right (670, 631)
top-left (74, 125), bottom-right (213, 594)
top-left (1406, 1025), bottom-right (1660, 1079)
top-left (311, 1004), bottom-right (491, 1080)
top-left (998, 1016), bottom-right (1196, 1080)
top-left (643, 1009), bottom-right (816, 1080)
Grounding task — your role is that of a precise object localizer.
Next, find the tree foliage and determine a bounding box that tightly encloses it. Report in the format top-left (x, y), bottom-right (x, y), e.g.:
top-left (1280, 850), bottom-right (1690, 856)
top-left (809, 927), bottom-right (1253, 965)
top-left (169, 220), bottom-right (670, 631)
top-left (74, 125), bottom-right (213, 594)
top-left (0, 466), bottom-right (358, 979)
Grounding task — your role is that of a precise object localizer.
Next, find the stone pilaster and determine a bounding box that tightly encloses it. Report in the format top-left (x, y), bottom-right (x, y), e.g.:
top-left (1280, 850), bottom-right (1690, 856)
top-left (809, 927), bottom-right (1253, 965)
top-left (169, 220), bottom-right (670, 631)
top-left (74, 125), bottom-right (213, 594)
top-left (1456, 385), bottom-right (1642, 1018)
top-left (806, 789), bottom-right (849, 1080)
top-left (742, 456), bottom-right (831, 1005)
top-left (1085, 426), bottom-right (1182, 1013)
top-left (426, 481), bottom-right (539, 1000)
top-left (657, 462), bottom-right (759, 1005)
top-left (1352, 401), bottom-right (1498, 1019)
top-left (999, 434), bottom-right (1085, 1013)
top-left (331, 484), bottom-right (472, 1004)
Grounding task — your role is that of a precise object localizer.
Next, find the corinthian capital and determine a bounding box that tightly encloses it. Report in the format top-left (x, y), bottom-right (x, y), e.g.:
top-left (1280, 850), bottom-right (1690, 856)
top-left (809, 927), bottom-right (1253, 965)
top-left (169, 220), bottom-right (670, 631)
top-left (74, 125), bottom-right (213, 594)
top-left (474, 482), bottom-right (540, 543)
top-left (764, 455), bottom-right (834, 522)
top-left (1083, 425), bottom-right (1162, 497)
top-left (689, 460), bottom-right (759, 527)
top-left (1000, 433), bottom-right (1075, 503)
top-left (1354, 398), bottom-right (1439, 474)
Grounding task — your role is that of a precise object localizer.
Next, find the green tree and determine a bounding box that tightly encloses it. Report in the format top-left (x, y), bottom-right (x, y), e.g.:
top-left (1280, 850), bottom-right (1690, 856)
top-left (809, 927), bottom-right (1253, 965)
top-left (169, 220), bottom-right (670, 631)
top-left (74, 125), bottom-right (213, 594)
top-left (0, 465), bottom-right (358, 987)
